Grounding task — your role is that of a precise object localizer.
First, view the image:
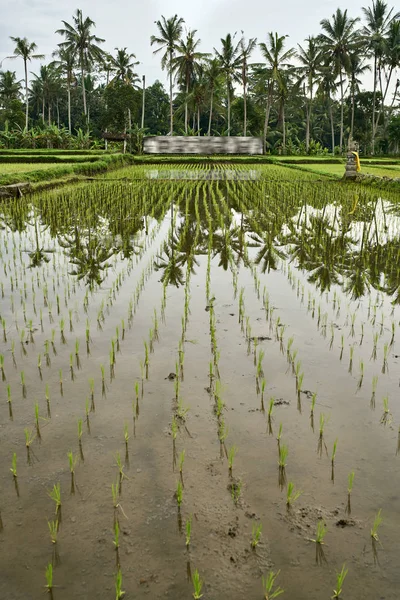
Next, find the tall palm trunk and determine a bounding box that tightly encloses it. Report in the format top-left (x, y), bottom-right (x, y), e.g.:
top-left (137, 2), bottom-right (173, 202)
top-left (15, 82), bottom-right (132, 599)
top-left (169, 49), bottom-right (173, 135)
top-left (227, 75), bottom-right (231, 136)
top-left (141, 75), bottom-right (145, 129)
top-left (372, 54), bottom-right (377, 154)
top-left (24, 59), bottom-right (28, 130)
top-left (329, 97), bottom-right (335, 157)
top-left (263, 83), bottom-right (274, 154)
top-left (350, 83), bottom-right (355, 140)
top-left (80, 52), bottom-right (87, 122)
top-left (339, 71), bottom-right (344, 153)
top-left (67, 78), bottom-right (71, 134)
top-left (243, 80), bottom-right (247, 136)
top-left (197, 106), bottom-right (200, 135)
top-left (185, 75), bottom-right (189, 134)
top-left (208, 88), bottom-right (214, 136)
top-left (282, 102), bottom-right (286, 153)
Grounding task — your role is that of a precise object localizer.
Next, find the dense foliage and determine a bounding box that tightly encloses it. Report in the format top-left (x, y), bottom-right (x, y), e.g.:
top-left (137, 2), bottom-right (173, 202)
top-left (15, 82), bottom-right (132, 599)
top-left (0, 2), bottom-right (399, 154)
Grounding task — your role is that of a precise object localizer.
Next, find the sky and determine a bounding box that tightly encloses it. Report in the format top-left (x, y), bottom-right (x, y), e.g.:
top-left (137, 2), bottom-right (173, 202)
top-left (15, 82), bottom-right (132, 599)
top-left (0, 0), bottom-right (389, 92)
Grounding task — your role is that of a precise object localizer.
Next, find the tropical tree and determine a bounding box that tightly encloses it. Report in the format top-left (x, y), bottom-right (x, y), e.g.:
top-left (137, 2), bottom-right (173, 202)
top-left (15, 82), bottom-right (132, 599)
top-left (151, 14), bottom-right (185, 135)
top-left (0, 71), bottom-right (21, 108)
top-left (173, 30), bottom-right (209, 133)
top-left (214, 33), bottom-right (242, 135)
top-left (51, 47), bottom-right (76, 133)
top-left (56, 9), bottom-right (105, 124)
top-left (110, 48), bottom-right (140, 85)
top-left (31, 64), bottom-right (61, 125)
top-left (348, 53), bottom-right (370, 138)
top-left (238, 36), bottom-right (257, 137)
top-left (259, 32), bottom-right (296, 153)
top-left (204, 58), bottom-right (222, 136)
top-left (319, 9), bottom-right (361, 153)
top-left (7, 37), bottom-right (44, 129)
top-left (316, 65), bottom-right (339, 154)
top-left (297, 36), bottom-right (323, 152)
top-left (361, 0), bottom-right (400, 151)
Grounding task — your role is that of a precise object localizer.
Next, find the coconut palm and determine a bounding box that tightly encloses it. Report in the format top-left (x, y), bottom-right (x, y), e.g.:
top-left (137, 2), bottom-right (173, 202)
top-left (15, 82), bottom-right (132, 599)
top-left (204, 58), bottom-right (222, 136)
top-left (376, 19), bottom-right (400, 132)
top-left (214, 34), bottom-right (242, 136)
top-left (319, 9), bottom-right (361, 153)
top-left (361, 0), bottom-right (400, 152)
top-left (239, 36), bottom-right (257, 136)
top-left (31, 64), bottom-right (61, 125)
top-left (0, 70), bottom-right (21, 108)
top-left (297, 36), bottom-right (323, 153)
top-left (151, 14), bottom-right (185, 136)
top-left (348, 53), bottom-right (371, 138)
top-left (110, 48), bottom-right (140, 85)
top-left (51, 47), bottom-right (76, 133)
top-left (259, 32), bottom-right (296, 154)
top-left (7, 37), bottom-right (44, 129)
top-left (56, 9), bottom-right (105, 124)
top-left (173, 30), bottom-right (209, 133)
top-left (317, 64), bottom-right (339, 155)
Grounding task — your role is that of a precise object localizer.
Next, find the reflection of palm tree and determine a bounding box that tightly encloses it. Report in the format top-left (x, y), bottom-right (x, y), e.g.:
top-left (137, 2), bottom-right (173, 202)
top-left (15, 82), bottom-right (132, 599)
top-left (155, 240), bottom-right (185, 287)
top-left (59, 226), bottom-right (115, 288)
top-left (23, 209), bottom-right (55, 268)
top-left (249, 216), bottom-right (286, 273)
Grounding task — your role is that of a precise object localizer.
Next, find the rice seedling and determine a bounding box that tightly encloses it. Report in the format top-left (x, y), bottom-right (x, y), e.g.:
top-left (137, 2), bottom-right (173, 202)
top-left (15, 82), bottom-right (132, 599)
top-left (185, 514), bottom-right (192, 549)
top-left (382, 342), bottom-right (389, 373)
top-left (371, 509), bottom-right (383, 541)
top-left (348, 345), bottom-right (354, 374)
top-left (278, 444), bottom-right (288, 489)
top-left (115, 567), bottom-right (125, 599)
top-left (75, 339), bottom-right (81, 369)
top-left (78, 419), bottom-right (84, 461)
top-left (68, 451), bottom-right (78, 495)
top-left (179, 449), bottom-right (185, 484)
top-left (0, 354), bottom-right (5, 381)
top-left (20, 370), bottom-right (26, 398)
top-left (48, 519), bottom-right (60, 565)
top-left (261, 569), bottom-right (284, 599)
top-left (44, 563), bottom-right (54, 598)
top-left (346, 471), bottom-right (355, 515)
top-left (260, 378), bottom-right (266, 411)
top-left (380, 396), bottom-right (392, 426)
top-left (192, 568), bottom-right (203, 599)
top-left (228, 445), bottom-right (237, 476)
top-left (317, 413), bottom-right (327, 457)
top-left (357, 360), bottom-right (364, 390)
top-left (6, 384), bottom-right (13, 420)
top-left (34, 402), bottom-right (42, 440)
top-left (332, 564), bottom-right (348, 599)
top-left (48, 483), bottom-right (62, 525)
top-left (370, 375), bottom-right (378, 409)
top-left (257, 349), bottom-right (265, 379)
top-left (310, 520), bottom-right (328, 565)
top-left (231, 479), bottom-right (242, 505)
top-left (115, 452), bottom-right (127, 495)
top-left (286, 482), bottom-right (302, 509)
top-left (176, 480), bottom-right (183, 507)
top-left (267, 398), bottom-right (274, 435)
top-left (251, 522), bottom-right (262, 548)
top-left (310, 392), bottom-right (316, 431)
top-left (176, 397), bottom-right (189, 421)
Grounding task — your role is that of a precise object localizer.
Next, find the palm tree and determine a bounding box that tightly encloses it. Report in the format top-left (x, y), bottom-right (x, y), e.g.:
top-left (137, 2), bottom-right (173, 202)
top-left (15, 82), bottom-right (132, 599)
top-left (173, 30), bottom-right (209, 133)
top-left (376, 19), bottom-right (400, 132)
top-left (348, 53), bottom-right (370, 138)
top-left (0, 70), bottom-right (21, 108)
top-left (317, 65), bottom-right (338, 155)
top-left (204, 58), bottom-right (222, 136)
top-left (110, 48), bottom-right (140, 85)
top-left (31, 64), bottom-right (60, 125)
top-left (239, 36), bottom-right (257, 136)
top-left (319, 9), bottom-right (361, 153)
top-left (7, 37), bottom-right (44, 129)
top-left (151, 14), bottom-right (185, 136)
top-left (259, 32), bottom-right (296, 154)
top-left (214, 34), bottom-right (242, 136)
top-left (297, 36), bottom-right (323, 153)
top-left (51, 47), bottom-right (75, 133)
top-left (361, 0), bottom-right (400, 152)
top-left (56, 9), bottom-right (105, 124)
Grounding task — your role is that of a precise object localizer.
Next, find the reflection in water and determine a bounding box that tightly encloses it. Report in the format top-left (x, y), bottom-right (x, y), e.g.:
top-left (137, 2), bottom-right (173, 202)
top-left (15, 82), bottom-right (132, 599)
top-left (0, 180), bottom-right (400, 303)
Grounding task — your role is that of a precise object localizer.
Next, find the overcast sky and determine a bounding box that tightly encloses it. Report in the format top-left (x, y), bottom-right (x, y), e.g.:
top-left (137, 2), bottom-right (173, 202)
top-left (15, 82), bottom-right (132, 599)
top-left (0, 0), bottom-right (386, 90)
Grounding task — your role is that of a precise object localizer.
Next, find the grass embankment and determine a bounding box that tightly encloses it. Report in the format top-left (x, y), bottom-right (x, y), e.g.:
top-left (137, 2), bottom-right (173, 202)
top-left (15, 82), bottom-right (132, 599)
top-left (0, 154), bottom-right (135, 187)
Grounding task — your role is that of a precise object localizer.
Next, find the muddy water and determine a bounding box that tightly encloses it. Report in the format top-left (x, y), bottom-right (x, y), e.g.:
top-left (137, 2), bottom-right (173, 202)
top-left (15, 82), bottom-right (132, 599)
top-left (0, 173), bottom-right (400, 599)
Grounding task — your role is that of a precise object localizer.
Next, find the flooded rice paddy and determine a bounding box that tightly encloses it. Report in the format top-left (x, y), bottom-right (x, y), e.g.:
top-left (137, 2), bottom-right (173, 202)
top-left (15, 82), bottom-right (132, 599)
top-left (0, 164), bottom-right (400, 599)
